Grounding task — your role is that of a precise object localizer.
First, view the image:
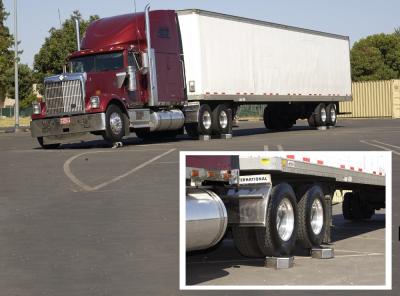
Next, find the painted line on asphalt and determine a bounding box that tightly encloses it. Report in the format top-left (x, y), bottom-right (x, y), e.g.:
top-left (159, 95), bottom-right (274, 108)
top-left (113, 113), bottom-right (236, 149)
top-left (371, 140), bottom-right (400, 150)
top-left (187, 253), bottom-right (384, 265)
top-left (360, 140), bottom-right (400, 155)
top-left (63, 148), bottom-right (176, 192)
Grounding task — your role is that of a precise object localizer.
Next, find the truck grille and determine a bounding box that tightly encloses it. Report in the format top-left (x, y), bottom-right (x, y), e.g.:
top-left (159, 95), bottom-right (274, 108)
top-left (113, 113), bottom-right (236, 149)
top-left (44, 79), bottom-right (85, 116)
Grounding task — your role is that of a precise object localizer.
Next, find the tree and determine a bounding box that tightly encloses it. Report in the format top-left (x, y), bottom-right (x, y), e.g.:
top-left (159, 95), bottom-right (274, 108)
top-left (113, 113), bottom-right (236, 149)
top-left (351, 33), bottom-right (400, 81)
top-left (33, 10), bottom-right (99, 84)
top-left (4, 63), bottom-right (35, 108)
top-left (0, 0), bottom-right (14, 103)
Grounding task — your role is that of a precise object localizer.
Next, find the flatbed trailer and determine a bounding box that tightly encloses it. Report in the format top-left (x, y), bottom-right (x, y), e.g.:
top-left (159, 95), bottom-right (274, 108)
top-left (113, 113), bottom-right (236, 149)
top-left (185, 155), bottom-right (385, 257)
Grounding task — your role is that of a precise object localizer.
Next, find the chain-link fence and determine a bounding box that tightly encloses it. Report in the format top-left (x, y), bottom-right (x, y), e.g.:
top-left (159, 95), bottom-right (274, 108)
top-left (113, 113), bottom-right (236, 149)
top-left (0, 107), bottom-right (32, 118)
top-left (237, 104), bottom-right (266, 118)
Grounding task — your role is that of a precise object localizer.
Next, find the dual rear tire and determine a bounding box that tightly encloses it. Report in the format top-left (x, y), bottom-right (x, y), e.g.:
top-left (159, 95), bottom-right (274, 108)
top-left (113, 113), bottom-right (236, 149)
top-left (308, 103), bottom-right (337, 128)
top-left (185, 104), bottom-right (233, 138)
top-left (232, 184), bottom-right (329, 257)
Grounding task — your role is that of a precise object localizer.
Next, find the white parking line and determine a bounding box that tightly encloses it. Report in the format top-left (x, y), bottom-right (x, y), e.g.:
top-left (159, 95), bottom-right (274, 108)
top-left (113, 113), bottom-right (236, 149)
top-left (63, 148), bottom-right (176, 192)
top-left (360, 140), bottom-right (400, 155)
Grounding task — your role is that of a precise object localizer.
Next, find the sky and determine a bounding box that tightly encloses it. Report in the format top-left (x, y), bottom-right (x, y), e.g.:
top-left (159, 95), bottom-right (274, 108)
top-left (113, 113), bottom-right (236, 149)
top-left (3, 0), bottom-right (400, 67)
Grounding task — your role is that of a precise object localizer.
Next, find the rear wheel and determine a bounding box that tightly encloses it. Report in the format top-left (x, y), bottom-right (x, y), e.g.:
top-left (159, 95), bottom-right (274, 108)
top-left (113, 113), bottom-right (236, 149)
top-left (232, 227), bottom-right (264, 257)
top-left (263, 105), bottom-right (293, 130)
top-left (255, 183), bottom-right (297, 256)
top-left (185, 104), bottom-right (213, 138)
top-left (342, 192), bottom-right (354, 220)
top-left (103, 104), bottom-right (126, 144)
top-left (326, 103), bottom-right (337, 126)
top-left (297, 185), bottom-right (328, 248)
top-left (212, 104), bottom-right (232, 135)
top-left (37, 137), bottom-right (60, 149)
top-left (342, 192), bottom-right (374, 220)
top-left (313, 103), bottom-right (327, 127)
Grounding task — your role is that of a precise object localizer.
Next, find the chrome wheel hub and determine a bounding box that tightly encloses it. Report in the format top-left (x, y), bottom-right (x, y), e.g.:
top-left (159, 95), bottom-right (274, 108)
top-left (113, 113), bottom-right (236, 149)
top-left (320, 107), bottom-right (327, 123)
top-left (276, 198), bottom-right (295, 241)
top-left (330, 107), bottom-right (336, 122)
top-left (310, 199), bottom-right (324, 235)
top-left (202, 111), bottom-right (212, 130)
top-left (219, 110), bottom-right (228, 129)
top-left (110, 112), bottom-right (123, 135)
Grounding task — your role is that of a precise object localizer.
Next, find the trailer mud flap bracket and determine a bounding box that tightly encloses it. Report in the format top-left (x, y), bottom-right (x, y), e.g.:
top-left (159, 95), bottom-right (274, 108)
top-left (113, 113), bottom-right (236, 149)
top-left (222, 184), bottom-right (271, 226)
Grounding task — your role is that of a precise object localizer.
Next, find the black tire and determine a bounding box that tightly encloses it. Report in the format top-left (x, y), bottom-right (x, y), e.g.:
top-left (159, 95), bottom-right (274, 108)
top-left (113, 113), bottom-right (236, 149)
top-left (37, 137), bottom-right (60, 149)
top-left (313, 103), bottom-right (327, 127)
top-left (326, 103), bottom-right (337, 126)
top-left (103, 104), bottom-right (126, 144)
top-left (184, 104), bottom-right (213, 138)
top-left (255, 183), bottom-right (297, 257)
top-left (297, 185), bottom-right (328, 248)
top-left (263, 105), bottom-right (293, 130)
top-left (342, 192), bottom-right (354, 220)
top-left (211, 104), bottom-right (233, 135)
top-left (342, 192), bottom-right (374, 220)
top-left (232, 226), bottom-right (264, 258)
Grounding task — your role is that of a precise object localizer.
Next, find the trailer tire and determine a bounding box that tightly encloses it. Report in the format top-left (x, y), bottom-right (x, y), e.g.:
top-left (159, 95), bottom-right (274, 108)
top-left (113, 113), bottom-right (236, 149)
top-left (342, 192), bottom-right (354, 220)
top-left (212, 104), bottom-right (232, 135)
top-left (232, 227), bottom-right (264, 257)
top-left (37, 137), bottom-right (60, 149)
top-left (255, 183), bottom-right (297, 256)
top-left (264, 105), bottom-right (293, 130)
top-left (326, 103), bottom-right (337, 126)
top-left (297, 185), bottom-right (327, 248)
top-left (103, 104), bottom-right (126, 144)
top-left (313, 103), bottom-right (327, 127)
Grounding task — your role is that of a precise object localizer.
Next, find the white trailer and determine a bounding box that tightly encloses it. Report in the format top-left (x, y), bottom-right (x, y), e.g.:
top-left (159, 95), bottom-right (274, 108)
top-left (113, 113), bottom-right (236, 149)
top-left (177, 10), bottom-right (352, 136)
top-left (185, 154), bottom-right (386, 256)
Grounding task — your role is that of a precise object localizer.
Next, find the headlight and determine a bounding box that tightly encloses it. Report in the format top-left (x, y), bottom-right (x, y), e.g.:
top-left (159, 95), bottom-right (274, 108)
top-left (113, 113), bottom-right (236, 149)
top-left (90, 96), bottom-right (100, 109)
top-left (32, 102), bottom-right (41, 115)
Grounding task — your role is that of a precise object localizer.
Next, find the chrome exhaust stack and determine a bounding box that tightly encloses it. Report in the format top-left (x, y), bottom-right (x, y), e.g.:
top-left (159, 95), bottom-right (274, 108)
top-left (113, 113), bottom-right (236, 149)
top-left (186, 188), bottom-right (228, 252)
top-left (75, 18), bottom-right (81, 51)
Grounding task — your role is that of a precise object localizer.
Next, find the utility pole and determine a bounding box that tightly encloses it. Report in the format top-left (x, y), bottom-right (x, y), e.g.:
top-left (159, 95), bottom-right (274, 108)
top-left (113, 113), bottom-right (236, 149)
top-left (14, 0), bottom-right (19, 131)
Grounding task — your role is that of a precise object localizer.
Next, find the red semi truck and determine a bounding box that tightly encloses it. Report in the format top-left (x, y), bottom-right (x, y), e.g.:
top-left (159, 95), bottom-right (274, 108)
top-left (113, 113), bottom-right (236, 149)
top-left (30, 7), bottom-right (352, 148)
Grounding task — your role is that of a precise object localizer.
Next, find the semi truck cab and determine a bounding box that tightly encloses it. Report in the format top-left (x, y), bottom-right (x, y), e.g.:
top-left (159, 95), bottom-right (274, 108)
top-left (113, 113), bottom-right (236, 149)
top-left (31, 8), bottom-right (188, 148)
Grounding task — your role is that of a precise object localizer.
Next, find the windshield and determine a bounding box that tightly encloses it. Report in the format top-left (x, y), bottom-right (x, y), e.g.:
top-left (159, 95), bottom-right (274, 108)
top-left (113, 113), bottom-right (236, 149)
top-left (70, 51), bottom-right (124, 73)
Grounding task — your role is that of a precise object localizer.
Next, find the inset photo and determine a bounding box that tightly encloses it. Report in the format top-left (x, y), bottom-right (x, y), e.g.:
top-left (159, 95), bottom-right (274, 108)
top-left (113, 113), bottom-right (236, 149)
top-left (179, 152), bottom-right (391, 290)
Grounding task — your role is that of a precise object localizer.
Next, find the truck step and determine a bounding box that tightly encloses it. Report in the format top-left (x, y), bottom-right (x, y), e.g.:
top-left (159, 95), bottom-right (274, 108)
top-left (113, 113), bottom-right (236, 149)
top-left (265, 256), bottom-right (294, 269)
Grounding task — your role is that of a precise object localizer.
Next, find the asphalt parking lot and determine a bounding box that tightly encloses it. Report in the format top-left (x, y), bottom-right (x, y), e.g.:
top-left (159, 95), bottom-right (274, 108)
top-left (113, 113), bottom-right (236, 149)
top-left (0, 118), bottom-right (398, 295)
top-left (186, 205), bottom-right (386, 286)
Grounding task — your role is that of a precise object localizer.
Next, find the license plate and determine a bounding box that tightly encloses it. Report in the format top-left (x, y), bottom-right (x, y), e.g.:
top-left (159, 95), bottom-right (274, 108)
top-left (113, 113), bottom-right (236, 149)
top-left (60, 117), bottom-right (71, 125)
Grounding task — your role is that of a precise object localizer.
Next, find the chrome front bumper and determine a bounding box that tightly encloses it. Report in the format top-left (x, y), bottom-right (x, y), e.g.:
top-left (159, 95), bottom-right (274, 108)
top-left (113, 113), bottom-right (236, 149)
top-left (30, 113), bottom-right (106, 139)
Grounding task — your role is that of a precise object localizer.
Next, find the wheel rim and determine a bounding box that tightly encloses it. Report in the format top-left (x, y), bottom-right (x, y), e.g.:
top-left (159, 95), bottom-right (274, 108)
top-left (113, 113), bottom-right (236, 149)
top-left (310, 199), bottom-right (324, 235)
top-left (110, 112), bottom-right (123, 135)
top-left (219, 110), bottom-right (228, 129)
top-left (276, 198), bottom-right (295, 241)
top-left (202, 110), bottom-right (212, 130)
top-left (330, 107), bottom-right (336, 123)
top-left (320, 107), bottom-right (327, 123)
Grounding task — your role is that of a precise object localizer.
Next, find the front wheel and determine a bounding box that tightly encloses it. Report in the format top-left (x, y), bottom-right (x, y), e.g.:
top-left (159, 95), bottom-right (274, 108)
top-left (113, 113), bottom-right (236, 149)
top-left (103, 104), bottom-right (126, 144)
top-left (37, 137), bottom-right (60, 149)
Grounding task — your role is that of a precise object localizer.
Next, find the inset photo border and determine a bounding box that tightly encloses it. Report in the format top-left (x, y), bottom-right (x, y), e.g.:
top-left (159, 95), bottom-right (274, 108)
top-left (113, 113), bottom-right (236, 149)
top-left (179, 151), bottom-right (392, 290)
